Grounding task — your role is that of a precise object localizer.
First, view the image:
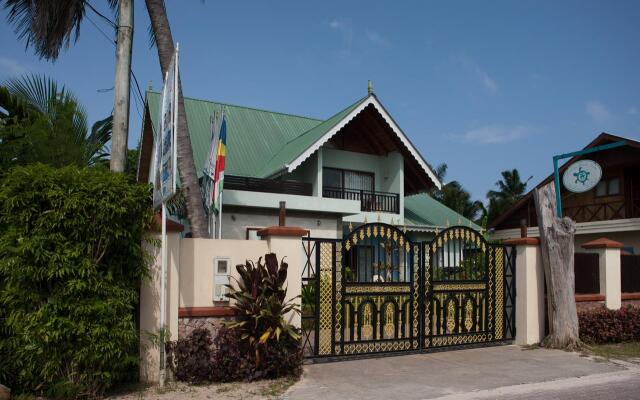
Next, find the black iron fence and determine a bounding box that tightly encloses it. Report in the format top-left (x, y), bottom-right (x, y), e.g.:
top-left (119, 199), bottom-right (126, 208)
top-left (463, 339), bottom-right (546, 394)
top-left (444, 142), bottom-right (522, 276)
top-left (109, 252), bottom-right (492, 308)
top-left (323, 186), bottom-right (400, 214)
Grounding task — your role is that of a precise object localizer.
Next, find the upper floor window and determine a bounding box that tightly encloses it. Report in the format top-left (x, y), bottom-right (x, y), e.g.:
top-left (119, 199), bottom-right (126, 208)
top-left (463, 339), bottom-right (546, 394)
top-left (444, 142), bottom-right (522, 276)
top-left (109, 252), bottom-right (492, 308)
top-left (323, 167), bottom-right (374, 192)
top-left (595, 177), bottom-right (621, 197)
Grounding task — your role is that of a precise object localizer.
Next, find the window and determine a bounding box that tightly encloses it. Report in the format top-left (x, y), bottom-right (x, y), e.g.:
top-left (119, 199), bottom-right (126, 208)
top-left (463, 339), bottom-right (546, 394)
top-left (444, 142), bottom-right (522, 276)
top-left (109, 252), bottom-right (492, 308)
top-left (323, 167), bottom-right (374, 192)
top-left (213, 258), bottom-right (230, 301)
top-left (595, 178), bottom-right (621, 197)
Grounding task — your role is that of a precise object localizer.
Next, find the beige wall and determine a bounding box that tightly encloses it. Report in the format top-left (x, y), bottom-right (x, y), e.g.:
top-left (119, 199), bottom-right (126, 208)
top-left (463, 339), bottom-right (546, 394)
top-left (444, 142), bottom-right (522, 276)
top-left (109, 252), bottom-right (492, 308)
top-left (178, 238), bottom-right (269, 308)
top-left (139, 232), bottom-right (180, 383)
top-left (140, 232), bottom-right (305, 383)
top-left (220, 206), bottom-right (342, 240)
top-left (575, 231), bottom-right (640, 253)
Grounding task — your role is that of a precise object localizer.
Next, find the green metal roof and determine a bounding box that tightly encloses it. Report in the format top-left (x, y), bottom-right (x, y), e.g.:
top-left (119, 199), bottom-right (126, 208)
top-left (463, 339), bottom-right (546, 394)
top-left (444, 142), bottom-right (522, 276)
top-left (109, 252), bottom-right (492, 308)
top-left (259, 95), bottom-right (369, 177)
top-left (146, 91), bottom-right (322, 178)
top-left (404, 193), bottom-right (482, 230)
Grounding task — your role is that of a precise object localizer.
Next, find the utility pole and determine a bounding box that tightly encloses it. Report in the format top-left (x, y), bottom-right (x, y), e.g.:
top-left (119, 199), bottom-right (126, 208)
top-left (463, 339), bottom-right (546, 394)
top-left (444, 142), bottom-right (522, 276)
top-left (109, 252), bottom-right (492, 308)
top-left (111, 0), bottom-right (134, 172)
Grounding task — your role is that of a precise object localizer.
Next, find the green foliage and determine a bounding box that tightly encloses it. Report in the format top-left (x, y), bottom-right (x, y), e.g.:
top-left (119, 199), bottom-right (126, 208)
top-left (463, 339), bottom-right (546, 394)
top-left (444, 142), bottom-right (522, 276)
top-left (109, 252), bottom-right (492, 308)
top-left (578, 305), bottom-right (640, 344)
top-left (226, 254), bottom-right (301, 367)
top-left (430, 163), bottom-right (483, 222)
top-left (0, 164), bottom-right (153, 398)
top-left (0, 74), bottom-right (111, 171)
top-left (486, 169), bottom-right (530, 225)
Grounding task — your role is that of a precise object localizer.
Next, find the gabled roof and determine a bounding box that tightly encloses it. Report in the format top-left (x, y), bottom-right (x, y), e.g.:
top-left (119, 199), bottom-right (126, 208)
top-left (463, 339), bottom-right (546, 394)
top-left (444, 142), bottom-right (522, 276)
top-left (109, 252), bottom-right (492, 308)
top-left (489, 132), bottom-right (640, 229)
top-left (261, 95), bottom-right (441, 189)
top-left (144, 91), bottom-right (441, 190)
top-left (259, 96), bottom-right (368, 177)
top-left (405, 193), bottom-right (482, 230)
top-left (146, 92), bottom-right (322, 178)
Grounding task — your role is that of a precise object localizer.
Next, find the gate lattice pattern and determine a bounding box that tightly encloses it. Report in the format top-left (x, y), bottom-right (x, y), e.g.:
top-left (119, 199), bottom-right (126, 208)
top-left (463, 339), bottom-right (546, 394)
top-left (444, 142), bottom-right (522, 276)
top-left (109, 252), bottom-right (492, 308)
top-left (301, 224), bottom-right (516, 358)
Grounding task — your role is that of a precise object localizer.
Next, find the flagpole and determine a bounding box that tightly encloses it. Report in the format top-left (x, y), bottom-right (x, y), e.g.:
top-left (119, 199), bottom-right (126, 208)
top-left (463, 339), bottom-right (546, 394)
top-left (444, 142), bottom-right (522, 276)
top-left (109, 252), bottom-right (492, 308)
top-left (159, 202), bottom-right (167, 386)
top-left (218, 191), bottom-right (223, 239)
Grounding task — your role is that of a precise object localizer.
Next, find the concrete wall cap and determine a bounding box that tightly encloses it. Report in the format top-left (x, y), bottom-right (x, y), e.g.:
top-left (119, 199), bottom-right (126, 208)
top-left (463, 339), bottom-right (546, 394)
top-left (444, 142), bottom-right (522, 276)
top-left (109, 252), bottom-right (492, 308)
top-left (503, 237), bottom-right (540, 246)
top-left (257, 226), bottom-right (309, 237)
top-left (581, 237), bottom-right (624, 249)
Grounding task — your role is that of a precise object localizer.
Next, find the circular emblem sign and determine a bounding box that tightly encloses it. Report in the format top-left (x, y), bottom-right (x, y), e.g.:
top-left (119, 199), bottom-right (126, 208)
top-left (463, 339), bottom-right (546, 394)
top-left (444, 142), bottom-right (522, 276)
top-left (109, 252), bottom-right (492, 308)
top-left (562, 159), bottom-right (602, 193)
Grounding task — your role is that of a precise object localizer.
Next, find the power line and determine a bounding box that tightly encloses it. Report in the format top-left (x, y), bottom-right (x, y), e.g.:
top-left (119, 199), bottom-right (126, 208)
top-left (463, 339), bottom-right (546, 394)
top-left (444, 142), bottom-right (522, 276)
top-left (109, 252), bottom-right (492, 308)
top-left (85, 5), bottom-right (147, 119)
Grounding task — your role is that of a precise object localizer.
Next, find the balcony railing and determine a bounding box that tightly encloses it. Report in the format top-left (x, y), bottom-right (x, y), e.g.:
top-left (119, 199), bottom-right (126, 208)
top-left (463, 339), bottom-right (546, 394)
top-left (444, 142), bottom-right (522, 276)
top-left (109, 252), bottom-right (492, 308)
top-left (323, 186), bottom-right (400, 214)
top-left (224, 175), bottom-right (312, 196)
top-left (563, 198), bottom-right (640, 223)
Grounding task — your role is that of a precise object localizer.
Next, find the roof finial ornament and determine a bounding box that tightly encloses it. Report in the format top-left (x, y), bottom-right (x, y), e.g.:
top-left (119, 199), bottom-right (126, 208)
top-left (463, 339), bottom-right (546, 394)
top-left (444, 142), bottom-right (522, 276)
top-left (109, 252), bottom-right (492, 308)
top-left (367, 80), bottom-right (373, 95)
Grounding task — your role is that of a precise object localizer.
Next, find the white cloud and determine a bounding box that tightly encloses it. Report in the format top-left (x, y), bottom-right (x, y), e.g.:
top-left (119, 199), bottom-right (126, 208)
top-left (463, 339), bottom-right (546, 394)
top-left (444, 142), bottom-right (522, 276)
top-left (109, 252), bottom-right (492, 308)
top-left (453, 125), bottom-right (528, 144)
top-left (365, 30), bottom-right (391, 48)
top-left (585, 101), bottom-right (610, 123)
top-left (0, 57), bottom-right (30, 76)
top-left (328, 18), bottom-right (353, 42)
top-left (452, 54), bottom-right (498, 95)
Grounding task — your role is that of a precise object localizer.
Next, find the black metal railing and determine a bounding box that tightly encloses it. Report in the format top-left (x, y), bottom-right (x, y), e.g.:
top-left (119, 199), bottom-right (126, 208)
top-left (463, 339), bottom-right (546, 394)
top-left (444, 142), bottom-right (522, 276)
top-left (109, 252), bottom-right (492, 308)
top-left (322, 186), bottom-right (400, 213)
top-left (224, 175), bottom-right (312, 196)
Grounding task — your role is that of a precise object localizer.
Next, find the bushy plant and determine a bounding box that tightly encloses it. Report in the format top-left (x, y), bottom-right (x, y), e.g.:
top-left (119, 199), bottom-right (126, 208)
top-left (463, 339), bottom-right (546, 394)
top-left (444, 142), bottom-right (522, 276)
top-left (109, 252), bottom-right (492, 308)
top-left (0, 164), bottom-right (153, 398)
top-left (578, 305), bottom-right (640, 344)
top-left (165, 328), bottom-right (215, 383)
top-left (226, 253), bottom-right (301, 368)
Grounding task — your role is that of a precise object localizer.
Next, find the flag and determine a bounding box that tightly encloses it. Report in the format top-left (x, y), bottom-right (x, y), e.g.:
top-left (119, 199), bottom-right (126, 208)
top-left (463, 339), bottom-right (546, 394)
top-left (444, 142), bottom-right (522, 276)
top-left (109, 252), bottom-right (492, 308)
top-left (202, 112), bottom-right (220, 213)
top-left (212, 115), bottom-right (227, 215)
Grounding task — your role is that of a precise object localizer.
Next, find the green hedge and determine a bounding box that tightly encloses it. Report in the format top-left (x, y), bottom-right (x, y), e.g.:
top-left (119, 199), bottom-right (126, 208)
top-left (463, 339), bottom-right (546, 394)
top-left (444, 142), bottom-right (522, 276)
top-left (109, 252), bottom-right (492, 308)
top-left (0, 164), bottom-right (153, 398)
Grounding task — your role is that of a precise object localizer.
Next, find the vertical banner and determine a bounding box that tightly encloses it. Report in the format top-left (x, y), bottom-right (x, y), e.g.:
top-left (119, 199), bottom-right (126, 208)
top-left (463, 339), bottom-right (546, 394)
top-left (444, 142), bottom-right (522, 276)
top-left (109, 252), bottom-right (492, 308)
top-left (156, 47), bottom-right (179, 205)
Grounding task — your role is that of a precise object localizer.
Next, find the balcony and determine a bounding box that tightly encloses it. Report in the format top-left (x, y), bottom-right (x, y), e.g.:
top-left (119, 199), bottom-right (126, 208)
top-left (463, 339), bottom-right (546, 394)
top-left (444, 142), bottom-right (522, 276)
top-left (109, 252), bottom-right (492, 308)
top-left (224, 175), bottom-right (312, 196)
top-left (323, 186), bottom-right (400, 214)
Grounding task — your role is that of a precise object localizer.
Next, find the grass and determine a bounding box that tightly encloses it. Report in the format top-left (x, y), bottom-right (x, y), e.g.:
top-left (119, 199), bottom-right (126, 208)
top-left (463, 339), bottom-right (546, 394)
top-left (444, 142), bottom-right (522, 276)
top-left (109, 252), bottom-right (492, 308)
top-left (586, 341), bottom-right (640, 361)
top-left (258, 377), bottom-right (298, 397)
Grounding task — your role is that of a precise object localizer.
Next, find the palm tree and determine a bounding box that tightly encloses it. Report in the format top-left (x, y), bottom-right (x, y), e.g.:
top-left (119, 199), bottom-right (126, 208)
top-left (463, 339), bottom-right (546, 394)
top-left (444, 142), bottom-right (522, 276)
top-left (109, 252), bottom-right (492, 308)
top-left (486, 169), bottom-right (530, 225)
top-left (433, 180), bottom-right (483, 221)
top-left (3, 0), bottom-right (209, 236)
top-left (145, 0), bottom-right (208, 237)
top-left (2, 0), bottom-right (132, 173)
top-left (0, 74), bottom-right (111, 168)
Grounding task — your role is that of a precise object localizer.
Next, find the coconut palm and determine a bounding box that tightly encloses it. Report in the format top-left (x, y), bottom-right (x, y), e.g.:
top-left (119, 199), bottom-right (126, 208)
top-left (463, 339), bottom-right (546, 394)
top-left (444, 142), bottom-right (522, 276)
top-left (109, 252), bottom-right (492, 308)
top-left (486, 169), bottom-right (530, 225)
top-left (1, 0), bottom-right (133, 172)
top-left (145, 0), bottom-right (209, 237)
top-left (3, 0), bottom-right (209, 236)
top-left (0, 74), bottom-right (111, 169)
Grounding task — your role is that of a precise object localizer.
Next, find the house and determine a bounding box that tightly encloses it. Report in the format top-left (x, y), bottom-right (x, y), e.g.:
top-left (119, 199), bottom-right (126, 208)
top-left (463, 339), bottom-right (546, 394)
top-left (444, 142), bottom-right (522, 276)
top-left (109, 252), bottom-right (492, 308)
top-left (488, 133), bottom-right (640, 254)
top-left (137, 87), bottom-right (480, 241)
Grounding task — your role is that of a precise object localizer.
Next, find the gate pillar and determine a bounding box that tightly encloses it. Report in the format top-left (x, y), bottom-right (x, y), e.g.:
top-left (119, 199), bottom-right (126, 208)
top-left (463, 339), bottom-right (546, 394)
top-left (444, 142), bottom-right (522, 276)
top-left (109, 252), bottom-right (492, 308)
top-left (258, 226), bottom-right (309, 328)
top-left (505, 237), bottom-right (544, 345)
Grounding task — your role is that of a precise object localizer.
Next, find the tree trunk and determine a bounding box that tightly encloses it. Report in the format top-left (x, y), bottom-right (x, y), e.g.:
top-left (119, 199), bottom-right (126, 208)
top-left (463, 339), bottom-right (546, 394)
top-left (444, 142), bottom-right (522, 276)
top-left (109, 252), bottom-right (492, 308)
top-left (111, 0), bottom-right (134, 173)
top-left (145, 0), bottom-right (208, 237)
top-left (533, 182), bottom-right (580, 349)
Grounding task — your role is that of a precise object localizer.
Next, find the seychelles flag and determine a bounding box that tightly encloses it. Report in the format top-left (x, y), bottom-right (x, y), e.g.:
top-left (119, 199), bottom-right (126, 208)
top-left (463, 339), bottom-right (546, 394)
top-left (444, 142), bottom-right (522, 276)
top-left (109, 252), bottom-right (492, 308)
top-left (212, 115), bottom-right (227, 215)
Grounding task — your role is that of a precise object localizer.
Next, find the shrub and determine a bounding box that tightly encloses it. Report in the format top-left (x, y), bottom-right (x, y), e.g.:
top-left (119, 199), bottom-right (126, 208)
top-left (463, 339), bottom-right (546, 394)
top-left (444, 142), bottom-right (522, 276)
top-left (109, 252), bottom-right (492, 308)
top-left (210, 327), bottom-right (255, 382)
top-left (166, 253), bottom-right (303, 383)
top-left (578, 305), bottom-right (640, 344)
top-left (0, 164), bottom-right (153, 398)
top-left (226, 253), bottom-right (301, 369)
top-left (165, 328), bottom-right (215, 383)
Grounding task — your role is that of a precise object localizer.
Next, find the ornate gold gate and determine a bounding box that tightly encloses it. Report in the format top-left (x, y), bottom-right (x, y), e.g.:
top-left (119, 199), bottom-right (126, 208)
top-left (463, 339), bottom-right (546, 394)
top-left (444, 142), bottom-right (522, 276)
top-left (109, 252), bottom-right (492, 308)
top-left (301, 224), bottom-right (515, 359)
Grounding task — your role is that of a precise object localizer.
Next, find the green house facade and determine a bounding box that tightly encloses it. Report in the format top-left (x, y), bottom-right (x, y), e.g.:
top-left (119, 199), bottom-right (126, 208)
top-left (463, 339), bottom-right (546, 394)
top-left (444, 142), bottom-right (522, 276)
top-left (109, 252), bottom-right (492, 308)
top-left (138, 90), bottom-right (480, 241)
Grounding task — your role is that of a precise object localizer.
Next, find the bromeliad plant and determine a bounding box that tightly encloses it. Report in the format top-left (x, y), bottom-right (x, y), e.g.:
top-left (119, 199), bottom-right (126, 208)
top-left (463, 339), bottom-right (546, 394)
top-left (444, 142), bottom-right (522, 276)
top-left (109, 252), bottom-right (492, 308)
top-left (226, 253), bottom-right (300, 367)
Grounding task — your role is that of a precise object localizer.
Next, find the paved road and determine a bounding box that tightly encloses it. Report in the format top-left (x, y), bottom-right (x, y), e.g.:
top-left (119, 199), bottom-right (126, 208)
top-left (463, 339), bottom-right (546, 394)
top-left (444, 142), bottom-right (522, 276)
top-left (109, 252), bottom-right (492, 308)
top-left (285, 345), bottom-right (639, 400)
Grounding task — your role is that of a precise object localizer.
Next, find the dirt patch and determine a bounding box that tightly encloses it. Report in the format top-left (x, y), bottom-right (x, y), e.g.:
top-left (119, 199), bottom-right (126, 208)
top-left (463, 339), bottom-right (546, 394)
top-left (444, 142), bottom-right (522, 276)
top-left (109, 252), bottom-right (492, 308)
top-left (107, 377), bottom-right (298, 400)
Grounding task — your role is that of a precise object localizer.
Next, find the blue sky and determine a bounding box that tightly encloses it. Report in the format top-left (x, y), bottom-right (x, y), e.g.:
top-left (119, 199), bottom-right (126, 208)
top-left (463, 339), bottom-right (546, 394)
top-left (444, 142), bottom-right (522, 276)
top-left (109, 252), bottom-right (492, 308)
top-left (1, 0), bottom-right (639, 201)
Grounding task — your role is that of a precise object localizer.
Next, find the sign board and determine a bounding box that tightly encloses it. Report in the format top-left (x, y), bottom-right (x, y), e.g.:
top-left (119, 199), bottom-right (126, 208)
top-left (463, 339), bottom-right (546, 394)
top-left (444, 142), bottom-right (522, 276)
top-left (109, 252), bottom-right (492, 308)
top-left (562, 159), bottom-right (602, 193)
top-left (154, 48), bottom-right (179, 206)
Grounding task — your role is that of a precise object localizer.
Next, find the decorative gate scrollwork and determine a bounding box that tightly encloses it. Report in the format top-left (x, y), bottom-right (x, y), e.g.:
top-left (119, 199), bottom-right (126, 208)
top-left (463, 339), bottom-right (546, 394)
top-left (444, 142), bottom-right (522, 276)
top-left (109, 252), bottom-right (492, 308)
top-left (301, 224), bottom-right (516, 358)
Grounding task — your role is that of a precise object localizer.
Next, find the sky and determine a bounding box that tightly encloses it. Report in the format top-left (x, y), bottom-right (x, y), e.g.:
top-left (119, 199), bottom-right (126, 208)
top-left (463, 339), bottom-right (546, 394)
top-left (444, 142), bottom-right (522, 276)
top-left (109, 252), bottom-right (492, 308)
top-left (1, 0), bottom-right (639, 201)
